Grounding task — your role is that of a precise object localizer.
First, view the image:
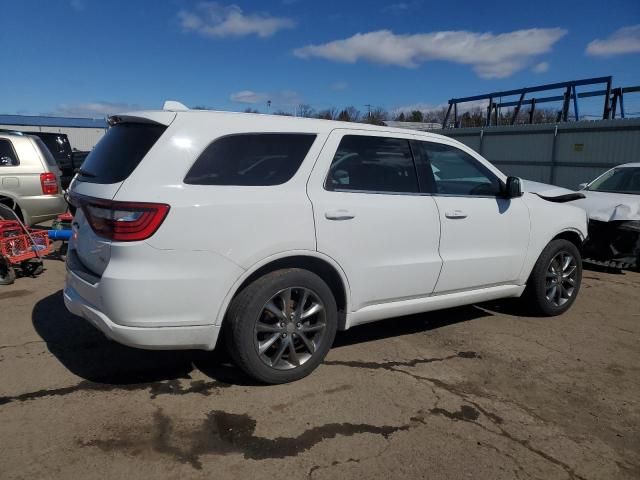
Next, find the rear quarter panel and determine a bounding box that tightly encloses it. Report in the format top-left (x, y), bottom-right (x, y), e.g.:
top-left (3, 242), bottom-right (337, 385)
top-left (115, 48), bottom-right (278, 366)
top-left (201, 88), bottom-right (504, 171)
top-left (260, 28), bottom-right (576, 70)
top-left (113, 113), bottom-right (328, 269)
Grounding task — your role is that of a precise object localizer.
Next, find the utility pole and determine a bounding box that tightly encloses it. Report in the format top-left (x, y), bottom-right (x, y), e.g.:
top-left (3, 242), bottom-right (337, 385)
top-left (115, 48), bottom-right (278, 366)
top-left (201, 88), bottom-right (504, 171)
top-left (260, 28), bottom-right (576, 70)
top-left (365, 104), bottom-right (372, 120)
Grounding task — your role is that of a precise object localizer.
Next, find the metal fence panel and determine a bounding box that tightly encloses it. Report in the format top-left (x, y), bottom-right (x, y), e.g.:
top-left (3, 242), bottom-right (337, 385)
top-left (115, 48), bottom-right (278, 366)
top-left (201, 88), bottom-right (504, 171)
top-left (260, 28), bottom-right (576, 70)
top-left (441, 119), bottom-right (640, 188)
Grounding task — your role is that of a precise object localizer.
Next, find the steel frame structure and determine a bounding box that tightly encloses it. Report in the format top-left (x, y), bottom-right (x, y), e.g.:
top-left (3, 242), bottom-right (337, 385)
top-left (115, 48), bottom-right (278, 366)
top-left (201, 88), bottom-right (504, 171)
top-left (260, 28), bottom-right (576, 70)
top-left (442, 76), bottom-right (639, 128)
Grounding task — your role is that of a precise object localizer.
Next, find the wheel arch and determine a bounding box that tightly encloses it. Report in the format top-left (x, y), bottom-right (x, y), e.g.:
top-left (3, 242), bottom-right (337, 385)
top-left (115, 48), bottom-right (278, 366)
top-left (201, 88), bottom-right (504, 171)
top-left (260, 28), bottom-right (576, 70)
top-left (0, 194), bottom-right (24, 221)
top-left (551, 228), bottom-right (585, 253)
top-left (216, 251), bottom-right (351, 330)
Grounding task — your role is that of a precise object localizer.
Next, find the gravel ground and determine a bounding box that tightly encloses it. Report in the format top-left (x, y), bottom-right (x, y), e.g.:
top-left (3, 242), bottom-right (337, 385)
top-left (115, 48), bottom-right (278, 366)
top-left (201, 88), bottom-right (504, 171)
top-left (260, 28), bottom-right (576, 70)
top-left (1, 256), bottom-right (639, 479)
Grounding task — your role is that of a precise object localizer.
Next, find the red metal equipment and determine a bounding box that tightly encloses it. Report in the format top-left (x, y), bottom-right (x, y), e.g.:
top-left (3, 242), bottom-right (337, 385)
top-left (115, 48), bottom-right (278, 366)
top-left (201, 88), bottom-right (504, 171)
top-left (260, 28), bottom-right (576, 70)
top-left (0, 220), bottom-right (50, 285)
top-left (1, 221), bottom-right (51, 263)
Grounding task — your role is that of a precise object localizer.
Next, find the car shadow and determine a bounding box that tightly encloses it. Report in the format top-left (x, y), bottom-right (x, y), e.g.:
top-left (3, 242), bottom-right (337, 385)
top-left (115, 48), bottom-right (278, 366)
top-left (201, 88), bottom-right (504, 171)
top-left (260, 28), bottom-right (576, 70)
top-left (33, 290), bottom-right (493, 387)
top-left (332, 304), bottom-right (491, 348)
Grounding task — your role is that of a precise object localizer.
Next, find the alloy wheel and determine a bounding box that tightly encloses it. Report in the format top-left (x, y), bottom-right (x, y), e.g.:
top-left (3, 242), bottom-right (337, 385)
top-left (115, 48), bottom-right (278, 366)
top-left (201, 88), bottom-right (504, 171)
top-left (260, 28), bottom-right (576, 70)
top-left (254, 287), bottom-right (327, 370)
top-left (545, 251), bottom-right (578, 307)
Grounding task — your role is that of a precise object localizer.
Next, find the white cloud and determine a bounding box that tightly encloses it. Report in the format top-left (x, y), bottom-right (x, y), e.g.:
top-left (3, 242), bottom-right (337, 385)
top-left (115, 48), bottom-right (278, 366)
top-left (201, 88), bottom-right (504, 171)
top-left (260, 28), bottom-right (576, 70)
top-left (532, 61), bottom-right (549, 73)
top-left (230, 90), bottom-right (302, 108)
top-left (229, 90), bottom-right (269, 103)
top-left (330, 81), bottom-right (349, 91)
top-left (382, 2), bottom-right (421, 13)
top-left (70, 0), bottom-right (84, 11)
top-left (53, 101), bottom-right (142, 117)
top-left (586, 25), bottom-right (640, 56)
top-left (178, 2), bottom-right (295, 39)
top-left (294, 28), bottom-right (567, 78)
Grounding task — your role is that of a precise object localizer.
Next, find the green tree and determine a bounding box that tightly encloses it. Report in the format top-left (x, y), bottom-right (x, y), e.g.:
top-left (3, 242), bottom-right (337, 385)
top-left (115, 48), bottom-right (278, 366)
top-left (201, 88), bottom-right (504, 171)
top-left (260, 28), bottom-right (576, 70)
top-left (409, 110), bottom-right (424, 122)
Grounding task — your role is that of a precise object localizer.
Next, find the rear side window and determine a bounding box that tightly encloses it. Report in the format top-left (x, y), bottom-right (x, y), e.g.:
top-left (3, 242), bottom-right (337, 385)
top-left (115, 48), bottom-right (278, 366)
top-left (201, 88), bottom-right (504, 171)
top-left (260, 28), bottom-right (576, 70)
top-left (0, 139), bottom-right (19, 166)
top-left (32, 137), bottom-right (59, 168)
top-left (77, 123), bottom-right (167, 184)
top-left (325, 135), bottom-right (419, 194)
top-left (185, 134), bottom-right (316, 186)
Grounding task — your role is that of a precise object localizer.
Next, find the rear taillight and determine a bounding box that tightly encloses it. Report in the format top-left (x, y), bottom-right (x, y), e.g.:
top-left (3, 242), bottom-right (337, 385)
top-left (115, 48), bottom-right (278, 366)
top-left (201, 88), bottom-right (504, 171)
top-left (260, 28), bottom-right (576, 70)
top-left (72, 194), bottom-right (169, 242)
top-left (40, 173), bottom-right (59, 195)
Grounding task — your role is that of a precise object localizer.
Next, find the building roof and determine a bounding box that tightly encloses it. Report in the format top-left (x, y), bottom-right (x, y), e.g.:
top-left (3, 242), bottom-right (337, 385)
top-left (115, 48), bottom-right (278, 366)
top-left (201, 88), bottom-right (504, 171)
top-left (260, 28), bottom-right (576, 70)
top-left (0, 114), bottom-right (107, 129)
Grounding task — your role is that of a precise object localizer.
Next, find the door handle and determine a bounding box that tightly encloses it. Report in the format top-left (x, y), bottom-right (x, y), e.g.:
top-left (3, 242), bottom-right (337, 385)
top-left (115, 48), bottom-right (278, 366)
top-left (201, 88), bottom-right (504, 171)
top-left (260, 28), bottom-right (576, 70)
top-left (325, 210), bottom-right (355, 221)
top-left (445, 210), bottom-right (467, 219)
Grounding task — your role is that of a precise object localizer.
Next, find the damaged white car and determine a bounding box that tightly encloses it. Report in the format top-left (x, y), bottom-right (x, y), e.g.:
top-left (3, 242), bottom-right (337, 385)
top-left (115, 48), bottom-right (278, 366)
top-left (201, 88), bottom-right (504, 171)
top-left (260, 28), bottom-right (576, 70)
top-left (573, 163), bottom-right (640, 270)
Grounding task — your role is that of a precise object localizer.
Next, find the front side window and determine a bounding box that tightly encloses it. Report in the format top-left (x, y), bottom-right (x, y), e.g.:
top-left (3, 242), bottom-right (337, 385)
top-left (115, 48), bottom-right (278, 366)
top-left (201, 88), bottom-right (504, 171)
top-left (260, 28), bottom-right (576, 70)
top-left (0, 139), bottom-right (19, 166)
top-left (414, 142), bottom-right (501, 196)
top-left (185, 133), bottom-right (316, 186)
top-left (325, 135), bottom-right (419, 194)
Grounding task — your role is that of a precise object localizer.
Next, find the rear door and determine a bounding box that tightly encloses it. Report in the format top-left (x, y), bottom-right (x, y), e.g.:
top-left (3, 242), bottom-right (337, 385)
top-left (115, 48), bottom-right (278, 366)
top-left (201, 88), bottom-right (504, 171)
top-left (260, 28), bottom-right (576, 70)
top-left (69, 115), bottom-right (174, 276)
top-left (307, 129), bottom-right (442, 312)
top-left (411, 139), bottom-right (530, 293)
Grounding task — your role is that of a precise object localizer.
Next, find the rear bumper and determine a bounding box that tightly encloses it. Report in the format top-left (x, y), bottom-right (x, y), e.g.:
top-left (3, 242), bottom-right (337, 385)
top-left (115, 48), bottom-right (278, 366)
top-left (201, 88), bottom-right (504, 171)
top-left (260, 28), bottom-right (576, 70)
top-left (18, 194), bottom-right (67, 226)
top-left (63, 281), bottom-right (221, 350)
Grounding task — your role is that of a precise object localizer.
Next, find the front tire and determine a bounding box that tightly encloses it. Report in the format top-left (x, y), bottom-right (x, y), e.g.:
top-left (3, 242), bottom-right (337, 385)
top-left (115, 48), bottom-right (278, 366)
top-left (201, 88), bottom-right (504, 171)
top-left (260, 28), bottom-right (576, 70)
top-left (524, 239), bottom-right (582, 316)
top-left (225, 268), bottom-right (338, 384)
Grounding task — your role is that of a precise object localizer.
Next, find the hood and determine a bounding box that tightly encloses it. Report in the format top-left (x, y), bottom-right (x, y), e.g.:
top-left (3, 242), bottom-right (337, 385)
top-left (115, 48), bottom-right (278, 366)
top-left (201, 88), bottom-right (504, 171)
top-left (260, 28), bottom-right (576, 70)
top-left (570, 191), bottom-right (640, 222)
top-left (521, 180), bottom-right (575, 197)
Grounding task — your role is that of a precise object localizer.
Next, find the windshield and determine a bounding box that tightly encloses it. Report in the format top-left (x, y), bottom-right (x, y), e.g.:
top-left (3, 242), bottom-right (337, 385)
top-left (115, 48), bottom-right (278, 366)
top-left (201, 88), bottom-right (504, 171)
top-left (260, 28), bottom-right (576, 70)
top-left (587, 167), bottom-right (640, 194)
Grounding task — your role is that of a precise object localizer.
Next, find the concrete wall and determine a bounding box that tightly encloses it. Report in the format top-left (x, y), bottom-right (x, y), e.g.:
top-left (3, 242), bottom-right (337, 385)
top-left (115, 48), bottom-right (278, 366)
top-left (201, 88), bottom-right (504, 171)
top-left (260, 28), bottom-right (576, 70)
top-left (440, 119), bottom-right (640, 189)
top-left (0, 124), bottom-right (105, 151)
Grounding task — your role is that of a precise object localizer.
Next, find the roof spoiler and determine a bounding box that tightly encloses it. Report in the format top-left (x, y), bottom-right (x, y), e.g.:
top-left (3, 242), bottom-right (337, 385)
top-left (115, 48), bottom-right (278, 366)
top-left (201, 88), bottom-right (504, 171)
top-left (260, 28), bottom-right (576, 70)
top-left (162, 100), bottom-right (190, 111)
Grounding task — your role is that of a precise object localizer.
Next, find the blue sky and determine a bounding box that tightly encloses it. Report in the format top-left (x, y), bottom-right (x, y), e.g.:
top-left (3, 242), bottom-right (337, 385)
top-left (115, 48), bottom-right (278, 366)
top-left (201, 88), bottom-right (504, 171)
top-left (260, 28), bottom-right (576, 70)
top-left (2, 0), bottom-right (639, 118)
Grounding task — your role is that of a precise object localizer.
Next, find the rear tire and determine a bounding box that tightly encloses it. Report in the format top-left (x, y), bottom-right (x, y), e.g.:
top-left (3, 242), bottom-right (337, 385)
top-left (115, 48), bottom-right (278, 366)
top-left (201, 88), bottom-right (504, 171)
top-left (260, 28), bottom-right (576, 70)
top-left (225, 268), bottom-right (338, 384)
top-left (0, 257), bottom-right (16, 285)
top-left (22, 260), bottom-right (44, 277)
top-left (0, 203), bottom-right (18, 221)
top-left (523, 239), bottom-right (582, 316)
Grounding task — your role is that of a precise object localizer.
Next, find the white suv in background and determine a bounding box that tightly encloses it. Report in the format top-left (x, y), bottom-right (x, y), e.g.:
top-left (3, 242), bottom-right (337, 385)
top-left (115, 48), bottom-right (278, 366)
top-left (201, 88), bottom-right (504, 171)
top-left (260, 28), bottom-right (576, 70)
top-left (64, 108), bottom-right (588, 384)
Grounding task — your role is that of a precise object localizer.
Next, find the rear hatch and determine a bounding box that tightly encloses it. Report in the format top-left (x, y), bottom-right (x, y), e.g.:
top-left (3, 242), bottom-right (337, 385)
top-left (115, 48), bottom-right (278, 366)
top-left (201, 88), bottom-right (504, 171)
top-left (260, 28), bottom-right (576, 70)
top-left (69, 112), bottom-right (175, 277)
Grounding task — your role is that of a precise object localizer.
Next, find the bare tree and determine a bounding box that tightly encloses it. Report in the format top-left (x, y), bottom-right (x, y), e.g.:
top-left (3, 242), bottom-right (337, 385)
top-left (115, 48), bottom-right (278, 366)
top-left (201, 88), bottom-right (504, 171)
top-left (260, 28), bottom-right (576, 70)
top-left (394, 112), bottom-right (406, 121)
top-left (273, 110), bottom-right (293, 116)
top-left (336, 106), bottom-right (362, 122)
top-left (316, 107), bottom-right (339, 120)
top-left (423, 106), bottom-right (449, 124)
top-left (297, 104), bottom-right (315, 118)
top-left (243, 107), bottom-right (259, 114)
top-left (362, 107), bottom-right (388, 125)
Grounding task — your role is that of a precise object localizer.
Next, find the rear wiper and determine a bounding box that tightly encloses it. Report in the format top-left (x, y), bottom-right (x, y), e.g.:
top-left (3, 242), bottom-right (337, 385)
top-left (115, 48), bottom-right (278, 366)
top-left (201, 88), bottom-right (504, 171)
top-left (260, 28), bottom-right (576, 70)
top-left (78, 169), bottom-right (96, 178)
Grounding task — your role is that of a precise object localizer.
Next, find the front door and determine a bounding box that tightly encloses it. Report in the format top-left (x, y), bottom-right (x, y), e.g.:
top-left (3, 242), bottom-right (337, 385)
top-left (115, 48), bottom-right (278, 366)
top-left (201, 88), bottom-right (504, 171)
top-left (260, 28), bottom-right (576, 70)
top-left (411, 139), bottom-right (530, 293)
top-left (307, 130), bottom-right (443, 312)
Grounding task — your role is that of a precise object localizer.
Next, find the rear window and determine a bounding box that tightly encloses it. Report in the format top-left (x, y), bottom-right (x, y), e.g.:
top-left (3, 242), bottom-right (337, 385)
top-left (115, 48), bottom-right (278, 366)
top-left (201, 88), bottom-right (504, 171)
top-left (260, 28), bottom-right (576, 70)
top-left (32, 137), bottom-right (59, 168)
top-left (37, 134), bottom-right (71, 159)
top-left (184, 133), bottom-right (316, 186)
top-left (77, 123), bottom-right (166, 184)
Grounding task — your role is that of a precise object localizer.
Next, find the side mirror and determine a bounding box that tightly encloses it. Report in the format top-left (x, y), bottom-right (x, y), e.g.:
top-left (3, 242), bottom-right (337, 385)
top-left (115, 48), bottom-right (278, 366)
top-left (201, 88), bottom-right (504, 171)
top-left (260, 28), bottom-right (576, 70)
top-left (505, 176), bottom-right (523, 198)
top-left (578, 182), bottom-right (588, 190)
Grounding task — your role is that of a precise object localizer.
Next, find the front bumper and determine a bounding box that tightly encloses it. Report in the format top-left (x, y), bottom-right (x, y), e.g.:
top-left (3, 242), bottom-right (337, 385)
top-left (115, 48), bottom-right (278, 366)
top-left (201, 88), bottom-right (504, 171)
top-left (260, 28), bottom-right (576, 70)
top-left (63, 278), bottom-right (221, 351)
top-left (583, 220), bottom-right (640, 269)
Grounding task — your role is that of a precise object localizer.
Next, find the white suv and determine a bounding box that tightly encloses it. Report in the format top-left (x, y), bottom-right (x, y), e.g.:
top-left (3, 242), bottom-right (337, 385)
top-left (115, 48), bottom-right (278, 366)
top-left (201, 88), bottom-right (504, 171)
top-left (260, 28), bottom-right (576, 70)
top-left (64, 108), bottom-right (588, 384)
